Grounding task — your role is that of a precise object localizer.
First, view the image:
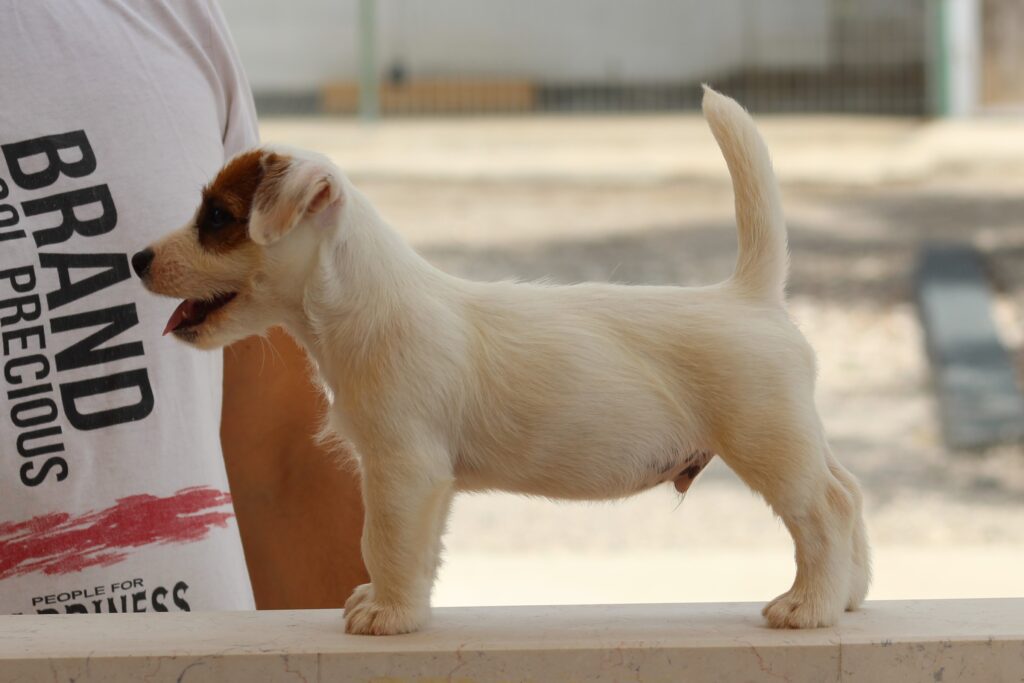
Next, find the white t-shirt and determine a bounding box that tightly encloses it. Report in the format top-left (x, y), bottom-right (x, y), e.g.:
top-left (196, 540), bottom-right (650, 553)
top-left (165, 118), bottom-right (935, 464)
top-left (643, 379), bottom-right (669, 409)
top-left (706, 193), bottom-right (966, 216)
top-left (0, 0), bottom-right (256, 613)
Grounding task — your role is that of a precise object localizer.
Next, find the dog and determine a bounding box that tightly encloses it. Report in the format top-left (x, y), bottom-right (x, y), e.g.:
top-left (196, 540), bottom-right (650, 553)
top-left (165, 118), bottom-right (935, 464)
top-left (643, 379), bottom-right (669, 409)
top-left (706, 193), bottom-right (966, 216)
top-left (133, 87), bottom-right (870, 635)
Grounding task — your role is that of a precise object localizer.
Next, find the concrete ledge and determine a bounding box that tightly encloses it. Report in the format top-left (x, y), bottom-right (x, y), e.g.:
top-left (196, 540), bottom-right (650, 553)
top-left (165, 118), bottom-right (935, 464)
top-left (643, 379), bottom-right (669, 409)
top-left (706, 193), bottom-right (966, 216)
top-left (1, 599), bottom-right (1021, 682)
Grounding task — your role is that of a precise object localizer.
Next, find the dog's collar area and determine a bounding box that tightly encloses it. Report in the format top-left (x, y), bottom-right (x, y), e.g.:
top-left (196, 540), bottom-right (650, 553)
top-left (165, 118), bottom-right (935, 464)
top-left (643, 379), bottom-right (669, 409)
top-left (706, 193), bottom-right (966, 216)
top-left (164, 292), bottom-right (237, 335)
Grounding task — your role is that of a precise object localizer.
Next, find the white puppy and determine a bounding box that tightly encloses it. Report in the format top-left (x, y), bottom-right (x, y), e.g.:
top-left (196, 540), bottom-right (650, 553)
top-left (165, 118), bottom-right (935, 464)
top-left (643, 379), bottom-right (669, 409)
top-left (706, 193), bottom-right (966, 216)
top-left (134, 87), bottom-right (870, 635)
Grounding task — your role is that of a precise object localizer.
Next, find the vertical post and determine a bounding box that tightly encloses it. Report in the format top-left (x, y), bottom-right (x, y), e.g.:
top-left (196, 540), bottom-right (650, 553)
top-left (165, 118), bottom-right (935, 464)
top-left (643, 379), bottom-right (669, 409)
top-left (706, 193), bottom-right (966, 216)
top-left (358, 0), bottom-right (379, 120)
top-left (929, 0), bottom-right (981, 116)
top-left (927, 0), bottom-right (950, 116)
top-left (948, 0), bottom-right (981, 116)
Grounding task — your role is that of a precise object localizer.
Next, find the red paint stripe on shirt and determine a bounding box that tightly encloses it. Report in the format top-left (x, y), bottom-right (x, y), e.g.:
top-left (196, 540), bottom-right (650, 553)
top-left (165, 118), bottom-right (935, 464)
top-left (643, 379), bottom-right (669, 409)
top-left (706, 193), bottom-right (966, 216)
top-left (0, 487), bottom-right (235, 580)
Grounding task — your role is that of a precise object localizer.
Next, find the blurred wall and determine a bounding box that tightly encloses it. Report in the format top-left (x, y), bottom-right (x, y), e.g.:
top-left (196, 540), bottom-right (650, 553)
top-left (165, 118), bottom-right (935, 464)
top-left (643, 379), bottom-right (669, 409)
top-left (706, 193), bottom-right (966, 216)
top-left (833, 0), bottom-right (927, 66)
top-left (218, 0), bottom-right (831, 93)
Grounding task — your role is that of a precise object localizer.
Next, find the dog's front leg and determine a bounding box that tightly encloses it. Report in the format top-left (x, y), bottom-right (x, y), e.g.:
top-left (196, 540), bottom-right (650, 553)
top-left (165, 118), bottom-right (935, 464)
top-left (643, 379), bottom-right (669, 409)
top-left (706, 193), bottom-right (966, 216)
top-left (344, 449), bottom-right (455, 635)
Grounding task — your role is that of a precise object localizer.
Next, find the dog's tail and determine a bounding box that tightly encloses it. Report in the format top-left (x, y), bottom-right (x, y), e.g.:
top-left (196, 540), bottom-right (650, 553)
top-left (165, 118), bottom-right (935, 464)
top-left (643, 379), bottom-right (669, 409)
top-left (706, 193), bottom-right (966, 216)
top-left (702, 85), bottom-right (788, 305)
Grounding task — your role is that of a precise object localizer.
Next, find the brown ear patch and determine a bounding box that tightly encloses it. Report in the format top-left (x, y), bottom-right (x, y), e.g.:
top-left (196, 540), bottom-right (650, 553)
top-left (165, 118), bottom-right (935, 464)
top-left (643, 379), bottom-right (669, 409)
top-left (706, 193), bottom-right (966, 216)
top-left (253, 153), bottom-right (291, 217)
top-left (198, 150), bottom-right (285, 253)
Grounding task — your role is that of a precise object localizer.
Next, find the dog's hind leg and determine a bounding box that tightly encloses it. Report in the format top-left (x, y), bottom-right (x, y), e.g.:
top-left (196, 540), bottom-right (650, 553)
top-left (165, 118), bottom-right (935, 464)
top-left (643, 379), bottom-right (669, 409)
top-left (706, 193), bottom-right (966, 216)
top-left (718, 412), bottom-right (859, 629)
top-left (344, 443), bottom-right (455, 635)
top-left (826, 450), bottom-right (871, 611)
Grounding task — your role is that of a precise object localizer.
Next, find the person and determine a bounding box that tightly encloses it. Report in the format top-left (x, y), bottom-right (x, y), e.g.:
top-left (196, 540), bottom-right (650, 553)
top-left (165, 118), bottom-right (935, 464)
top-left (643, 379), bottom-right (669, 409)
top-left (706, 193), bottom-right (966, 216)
top-left (0, 0), bottom-right (366, 614)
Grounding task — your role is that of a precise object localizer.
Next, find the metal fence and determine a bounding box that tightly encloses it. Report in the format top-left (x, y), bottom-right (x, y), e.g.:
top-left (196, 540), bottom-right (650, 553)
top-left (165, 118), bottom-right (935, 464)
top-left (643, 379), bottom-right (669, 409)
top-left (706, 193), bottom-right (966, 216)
top-left (981, 0), bottom-right (1024, 111)
top-left (234, 0), bottom-right (932, 117)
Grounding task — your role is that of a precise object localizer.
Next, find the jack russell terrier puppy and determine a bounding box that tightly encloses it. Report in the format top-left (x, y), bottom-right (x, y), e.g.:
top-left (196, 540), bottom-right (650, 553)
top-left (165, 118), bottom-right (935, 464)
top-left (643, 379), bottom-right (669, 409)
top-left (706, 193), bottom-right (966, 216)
top-left (133, 87), bottom-right (870, 635)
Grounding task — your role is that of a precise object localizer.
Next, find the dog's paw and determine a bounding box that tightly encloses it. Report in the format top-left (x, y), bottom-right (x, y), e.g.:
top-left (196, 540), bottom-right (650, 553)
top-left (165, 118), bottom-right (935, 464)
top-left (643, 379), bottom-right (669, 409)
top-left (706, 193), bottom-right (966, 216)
top-left (846, 561), bottom-right (871, 612)
top-left (344, 583), bottom-right (375, 613)
top-left (343, 583), bottom-right (428, 636)
top-left (762, 588), bottom-right (841, 629)
top-left (846, 542), bottom-right (872, 612)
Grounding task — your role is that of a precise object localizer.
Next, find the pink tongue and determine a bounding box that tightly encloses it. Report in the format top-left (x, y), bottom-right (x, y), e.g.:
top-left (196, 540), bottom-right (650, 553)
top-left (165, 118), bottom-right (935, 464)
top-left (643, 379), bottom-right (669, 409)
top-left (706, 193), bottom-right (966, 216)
top-left (164, 300), bottom-right (197, 336)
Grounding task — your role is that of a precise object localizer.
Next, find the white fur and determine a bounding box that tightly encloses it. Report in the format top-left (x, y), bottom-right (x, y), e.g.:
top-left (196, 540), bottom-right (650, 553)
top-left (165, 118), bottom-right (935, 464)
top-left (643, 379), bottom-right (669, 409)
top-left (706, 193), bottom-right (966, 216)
top-left (152, 88), bottom-right (871, 634)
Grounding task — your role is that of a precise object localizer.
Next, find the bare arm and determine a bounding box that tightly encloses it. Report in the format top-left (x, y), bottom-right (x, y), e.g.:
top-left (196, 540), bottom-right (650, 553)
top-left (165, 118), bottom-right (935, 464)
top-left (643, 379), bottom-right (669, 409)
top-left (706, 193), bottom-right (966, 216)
top-left (221, 328), bottom-right (368, 609)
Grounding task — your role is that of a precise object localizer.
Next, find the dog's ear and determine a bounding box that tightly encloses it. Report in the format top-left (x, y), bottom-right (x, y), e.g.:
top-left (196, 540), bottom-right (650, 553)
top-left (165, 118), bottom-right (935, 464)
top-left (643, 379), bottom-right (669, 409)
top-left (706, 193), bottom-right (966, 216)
top-left (249, 153), bottom-right (342, 246)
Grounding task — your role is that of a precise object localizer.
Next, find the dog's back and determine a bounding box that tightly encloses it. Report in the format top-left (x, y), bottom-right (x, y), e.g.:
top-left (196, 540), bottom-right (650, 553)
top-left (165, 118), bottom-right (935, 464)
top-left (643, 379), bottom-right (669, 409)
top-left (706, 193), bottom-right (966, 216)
top-left (450, 89), bottom-right (808, 500)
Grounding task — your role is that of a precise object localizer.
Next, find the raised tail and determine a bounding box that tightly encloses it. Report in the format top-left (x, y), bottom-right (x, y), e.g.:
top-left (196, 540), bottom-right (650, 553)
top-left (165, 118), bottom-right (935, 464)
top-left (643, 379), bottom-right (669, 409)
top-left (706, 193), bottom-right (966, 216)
top-left (702, 85), bottom-right (789, 304)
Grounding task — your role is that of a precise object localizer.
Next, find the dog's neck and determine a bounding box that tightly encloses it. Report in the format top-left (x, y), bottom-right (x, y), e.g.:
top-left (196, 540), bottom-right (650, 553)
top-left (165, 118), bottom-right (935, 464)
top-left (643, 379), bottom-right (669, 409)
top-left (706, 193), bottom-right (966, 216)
top-left (279, 186), bottom-right (456, 391)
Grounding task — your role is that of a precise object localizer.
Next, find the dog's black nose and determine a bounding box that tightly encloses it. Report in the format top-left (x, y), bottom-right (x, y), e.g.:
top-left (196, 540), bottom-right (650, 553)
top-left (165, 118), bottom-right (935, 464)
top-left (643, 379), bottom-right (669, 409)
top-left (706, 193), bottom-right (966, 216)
top-left (131, 248), bottom-right (154, 278)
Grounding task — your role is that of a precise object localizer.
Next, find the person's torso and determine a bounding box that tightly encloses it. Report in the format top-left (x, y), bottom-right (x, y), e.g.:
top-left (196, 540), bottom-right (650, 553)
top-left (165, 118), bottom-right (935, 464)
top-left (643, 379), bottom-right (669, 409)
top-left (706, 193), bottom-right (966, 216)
top-left (0, 0), bottom-right (255, 613)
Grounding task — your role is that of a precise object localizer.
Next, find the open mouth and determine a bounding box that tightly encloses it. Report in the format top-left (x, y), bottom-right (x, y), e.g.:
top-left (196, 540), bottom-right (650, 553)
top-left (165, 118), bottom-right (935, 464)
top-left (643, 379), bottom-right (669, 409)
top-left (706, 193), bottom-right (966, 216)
top-left (163, 292), bottom-right (237, 336)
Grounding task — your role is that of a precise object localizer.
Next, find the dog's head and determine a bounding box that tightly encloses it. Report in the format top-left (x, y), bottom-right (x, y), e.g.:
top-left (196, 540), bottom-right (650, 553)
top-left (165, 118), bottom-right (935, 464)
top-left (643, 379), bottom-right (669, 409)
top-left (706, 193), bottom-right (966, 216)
top-left (133, 146), bottom-right (343, 349)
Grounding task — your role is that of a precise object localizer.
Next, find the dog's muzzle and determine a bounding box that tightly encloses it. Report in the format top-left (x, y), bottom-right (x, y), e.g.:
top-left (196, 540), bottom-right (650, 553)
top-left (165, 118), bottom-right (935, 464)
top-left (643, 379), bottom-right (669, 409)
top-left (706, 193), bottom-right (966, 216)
top-left (131, 248), bottom-right (155, 278)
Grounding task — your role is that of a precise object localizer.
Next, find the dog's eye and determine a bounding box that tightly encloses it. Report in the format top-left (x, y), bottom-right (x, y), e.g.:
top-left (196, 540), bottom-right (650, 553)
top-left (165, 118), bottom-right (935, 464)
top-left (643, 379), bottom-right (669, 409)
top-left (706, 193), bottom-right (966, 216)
top-left (208, 206), bottom-right (231, 229)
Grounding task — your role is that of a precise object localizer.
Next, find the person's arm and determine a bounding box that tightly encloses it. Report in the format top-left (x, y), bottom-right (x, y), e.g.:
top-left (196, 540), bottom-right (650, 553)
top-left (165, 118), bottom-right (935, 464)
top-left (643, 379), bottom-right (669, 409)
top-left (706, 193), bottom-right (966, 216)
top-left (221, 328), bottom-right (368, 608)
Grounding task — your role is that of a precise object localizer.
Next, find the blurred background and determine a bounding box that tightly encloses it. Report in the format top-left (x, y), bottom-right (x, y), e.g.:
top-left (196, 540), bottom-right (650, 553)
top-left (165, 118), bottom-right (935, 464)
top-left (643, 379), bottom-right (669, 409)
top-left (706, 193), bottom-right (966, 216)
top-left (219, 0), bottom-right (1024, 605)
